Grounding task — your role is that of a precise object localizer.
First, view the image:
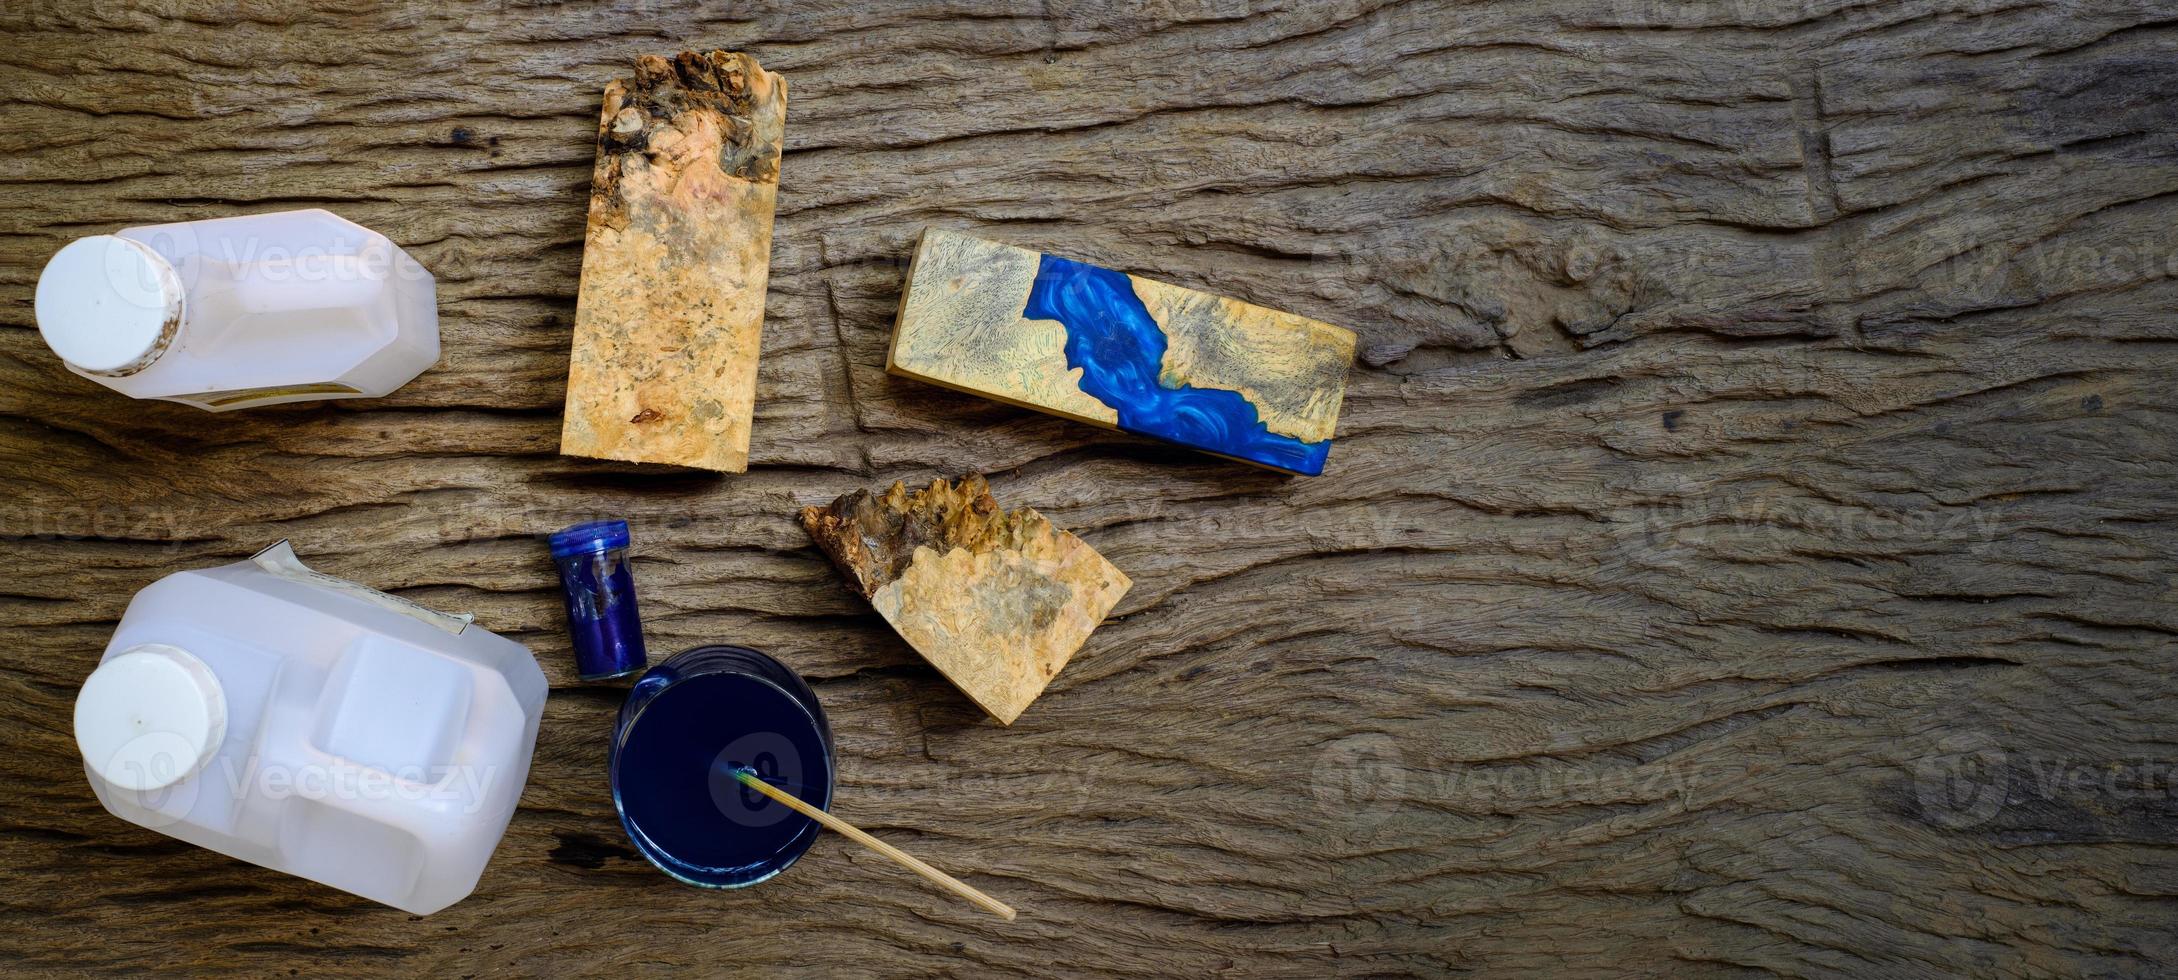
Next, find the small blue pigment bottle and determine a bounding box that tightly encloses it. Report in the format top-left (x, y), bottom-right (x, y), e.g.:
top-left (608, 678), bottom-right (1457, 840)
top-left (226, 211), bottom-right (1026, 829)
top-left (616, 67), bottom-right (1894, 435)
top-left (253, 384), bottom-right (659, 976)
top-left (550, 519), bottom-right (648, 681)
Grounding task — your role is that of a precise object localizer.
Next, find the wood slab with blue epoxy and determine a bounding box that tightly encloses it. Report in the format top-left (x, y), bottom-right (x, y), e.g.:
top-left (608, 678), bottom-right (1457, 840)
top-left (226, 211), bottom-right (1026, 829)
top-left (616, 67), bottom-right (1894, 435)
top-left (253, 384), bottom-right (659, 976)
top-left (887, 227), bottom-right (1357, 476)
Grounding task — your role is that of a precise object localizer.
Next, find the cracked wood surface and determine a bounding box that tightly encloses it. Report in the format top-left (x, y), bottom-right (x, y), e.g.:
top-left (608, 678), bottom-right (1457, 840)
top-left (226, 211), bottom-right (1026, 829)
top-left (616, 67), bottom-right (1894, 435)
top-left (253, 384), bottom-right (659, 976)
top-left (2, 1), bottom-right (2176, 976)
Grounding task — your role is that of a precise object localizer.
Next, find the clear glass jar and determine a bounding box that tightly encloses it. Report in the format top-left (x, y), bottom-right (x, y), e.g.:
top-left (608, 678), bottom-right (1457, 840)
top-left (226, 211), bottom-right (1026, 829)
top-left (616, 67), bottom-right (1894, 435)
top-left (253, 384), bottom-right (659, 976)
top-left (612, 645), bottom-right (835, 887)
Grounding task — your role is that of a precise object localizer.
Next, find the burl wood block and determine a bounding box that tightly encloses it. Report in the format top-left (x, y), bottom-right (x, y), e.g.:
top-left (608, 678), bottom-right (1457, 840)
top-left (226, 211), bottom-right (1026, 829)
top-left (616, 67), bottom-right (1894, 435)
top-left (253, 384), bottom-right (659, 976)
top-left (800, 475), bottom-right (1131, 724)
top-left (560, 51), bottom-right (786, 472)
top-left (888, 227), bottom-right (1359, 476)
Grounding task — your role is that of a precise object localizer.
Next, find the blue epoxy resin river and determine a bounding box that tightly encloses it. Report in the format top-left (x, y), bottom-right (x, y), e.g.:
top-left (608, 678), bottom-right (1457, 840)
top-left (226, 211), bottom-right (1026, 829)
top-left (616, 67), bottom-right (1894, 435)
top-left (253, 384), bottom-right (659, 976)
top-left (611, 646), bottom-right (834, 888)
top-left (1023, 253), bottom-right (1333, 475)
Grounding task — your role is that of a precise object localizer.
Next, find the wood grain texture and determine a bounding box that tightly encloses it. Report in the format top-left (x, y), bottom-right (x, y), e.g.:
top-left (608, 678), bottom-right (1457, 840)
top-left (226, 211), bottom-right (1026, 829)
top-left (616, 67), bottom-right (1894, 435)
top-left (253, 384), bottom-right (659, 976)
top-left (890, 229), bottom-right (1123, 429)
top-left (2, 1), bottom-right (2177, 976)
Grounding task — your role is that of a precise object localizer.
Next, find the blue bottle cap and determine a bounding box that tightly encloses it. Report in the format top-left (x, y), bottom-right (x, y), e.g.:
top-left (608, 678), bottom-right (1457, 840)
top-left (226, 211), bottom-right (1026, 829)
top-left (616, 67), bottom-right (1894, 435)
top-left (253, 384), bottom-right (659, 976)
top-left (550, 519), bottom-right (631, 559)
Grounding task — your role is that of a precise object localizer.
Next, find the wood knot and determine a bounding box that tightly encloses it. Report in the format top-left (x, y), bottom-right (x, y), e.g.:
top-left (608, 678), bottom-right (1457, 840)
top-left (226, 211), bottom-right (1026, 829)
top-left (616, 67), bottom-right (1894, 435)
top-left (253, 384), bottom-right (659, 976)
top-left (633, 54), bottom-right (673, 87)
top-left (672, 50), bottom-right (748, 95)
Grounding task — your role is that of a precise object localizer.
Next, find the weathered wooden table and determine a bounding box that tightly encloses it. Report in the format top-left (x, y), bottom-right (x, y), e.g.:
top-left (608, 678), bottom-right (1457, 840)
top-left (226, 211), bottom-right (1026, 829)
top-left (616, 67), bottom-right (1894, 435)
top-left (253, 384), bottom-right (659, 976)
top-left (4, 2), bottom-right (2176, 975)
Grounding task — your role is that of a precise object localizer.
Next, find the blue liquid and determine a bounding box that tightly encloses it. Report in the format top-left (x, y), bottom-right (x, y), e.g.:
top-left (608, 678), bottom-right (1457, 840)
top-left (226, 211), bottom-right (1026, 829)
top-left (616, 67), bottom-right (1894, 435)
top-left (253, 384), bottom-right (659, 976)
top-left (611, 647), bottom-right (834, 887)
top-left (1022, 253), bottom-right (1333, 476)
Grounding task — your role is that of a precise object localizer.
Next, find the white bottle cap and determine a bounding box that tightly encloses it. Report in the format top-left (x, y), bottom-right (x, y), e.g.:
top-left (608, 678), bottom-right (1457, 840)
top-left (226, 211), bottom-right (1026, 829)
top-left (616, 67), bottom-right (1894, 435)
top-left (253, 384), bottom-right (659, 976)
top-left (75, 644), bottom-right (227, 792)
top-left (34, 235), bottom-right (185, 376)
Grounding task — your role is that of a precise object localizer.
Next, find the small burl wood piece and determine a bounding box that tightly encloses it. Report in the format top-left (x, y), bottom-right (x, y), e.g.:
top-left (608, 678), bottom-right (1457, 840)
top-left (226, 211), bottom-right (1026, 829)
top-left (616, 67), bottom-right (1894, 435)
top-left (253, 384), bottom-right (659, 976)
top-left (559, 50), bottom-right (785, 472)
top-left (800, 475), bottom-right (1130, 724)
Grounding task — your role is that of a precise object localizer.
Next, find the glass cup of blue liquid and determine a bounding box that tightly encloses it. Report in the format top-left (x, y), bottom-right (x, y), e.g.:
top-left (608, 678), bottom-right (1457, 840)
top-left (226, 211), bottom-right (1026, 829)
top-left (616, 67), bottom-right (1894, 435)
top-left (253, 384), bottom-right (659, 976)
top-left (611, 645), bottom-right (836, 888)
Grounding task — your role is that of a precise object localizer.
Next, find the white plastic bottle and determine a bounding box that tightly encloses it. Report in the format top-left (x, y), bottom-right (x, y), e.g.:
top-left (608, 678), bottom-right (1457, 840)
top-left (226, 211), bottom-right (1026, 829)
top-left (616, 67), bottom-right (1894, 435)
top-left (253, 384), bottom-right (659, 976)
top-left (32, 209), bottom-right (439, 411)
top-left (73, 543), bottom-right (547, 915)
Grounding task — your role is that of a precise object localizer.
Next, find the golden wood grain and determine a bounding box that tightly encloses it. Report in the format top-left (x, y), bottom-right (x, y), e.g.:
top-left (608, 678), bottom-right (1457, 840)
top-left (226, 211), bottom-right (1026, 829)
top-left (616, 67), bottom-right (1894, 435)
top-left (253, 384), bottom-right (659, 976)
top-left (801, 476), bottom-right (1129, 725)
top-left (887, 228), bottom-right (1119, 427)
top-left (560, 51), bottom-right (785, 472)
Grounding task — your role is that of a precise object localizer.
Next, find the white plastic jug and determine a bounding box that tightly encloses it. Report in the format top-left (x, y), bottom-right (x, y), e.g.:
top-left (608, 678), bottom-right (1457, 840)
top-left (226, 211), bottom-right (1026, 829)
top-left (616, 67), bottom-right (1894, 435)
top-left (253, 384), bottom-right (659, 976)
top-left (73, 543), bottom-right (547, 915)
top-left (33, 209), bottom-right (438, 410)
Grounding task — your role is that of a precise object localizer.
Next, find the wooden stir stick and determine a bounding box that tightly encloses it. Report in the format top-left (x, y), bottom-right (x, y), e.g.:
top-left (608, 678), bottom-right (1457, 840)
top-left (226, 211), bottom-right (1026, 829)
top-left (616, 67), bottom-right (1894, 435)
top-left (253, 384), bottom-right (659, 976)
top-left (732, 768), bottom-right (1018, 921)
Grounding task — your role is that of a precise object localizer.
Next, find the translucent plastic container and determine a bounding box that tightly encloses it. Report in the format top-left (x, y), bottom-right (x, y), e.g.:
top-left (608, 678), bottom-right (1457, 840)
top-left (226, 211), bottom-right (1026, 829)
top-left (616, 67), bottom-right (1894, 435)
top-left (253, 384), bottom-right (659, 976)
top-left (549, 519), bottom-right (648, 681)
top-left (32, 209), bottom-right (438, 411)
top-left (73, 543), bottom-right (547, 915)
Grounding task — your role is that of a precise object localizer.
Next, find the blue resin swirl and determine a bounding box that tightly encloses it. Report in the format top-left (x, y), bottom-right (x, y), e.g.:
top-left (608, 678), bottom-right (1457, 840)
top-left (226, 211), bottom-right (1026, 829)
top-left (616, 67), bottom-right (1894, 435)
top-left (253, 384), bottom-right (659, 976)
top-left (1022, 254), bottom-right (1331, 475)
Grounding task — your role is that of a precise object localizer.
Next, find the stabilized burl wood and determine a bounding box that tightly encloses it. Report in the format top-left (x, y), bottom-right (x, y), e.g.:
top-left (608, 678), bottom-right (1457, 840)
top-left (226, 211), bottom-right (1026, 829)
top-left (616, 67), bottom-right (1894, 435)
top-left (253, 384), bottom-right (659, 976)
top-left (801, 475), bottom-right (1129, 724)
top-left (559, 50), bottom-right (784, 472)
top-left (3, 2), bottom-right (2178, 977)
top-left (890, 227), bottom-right (1357, 475)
